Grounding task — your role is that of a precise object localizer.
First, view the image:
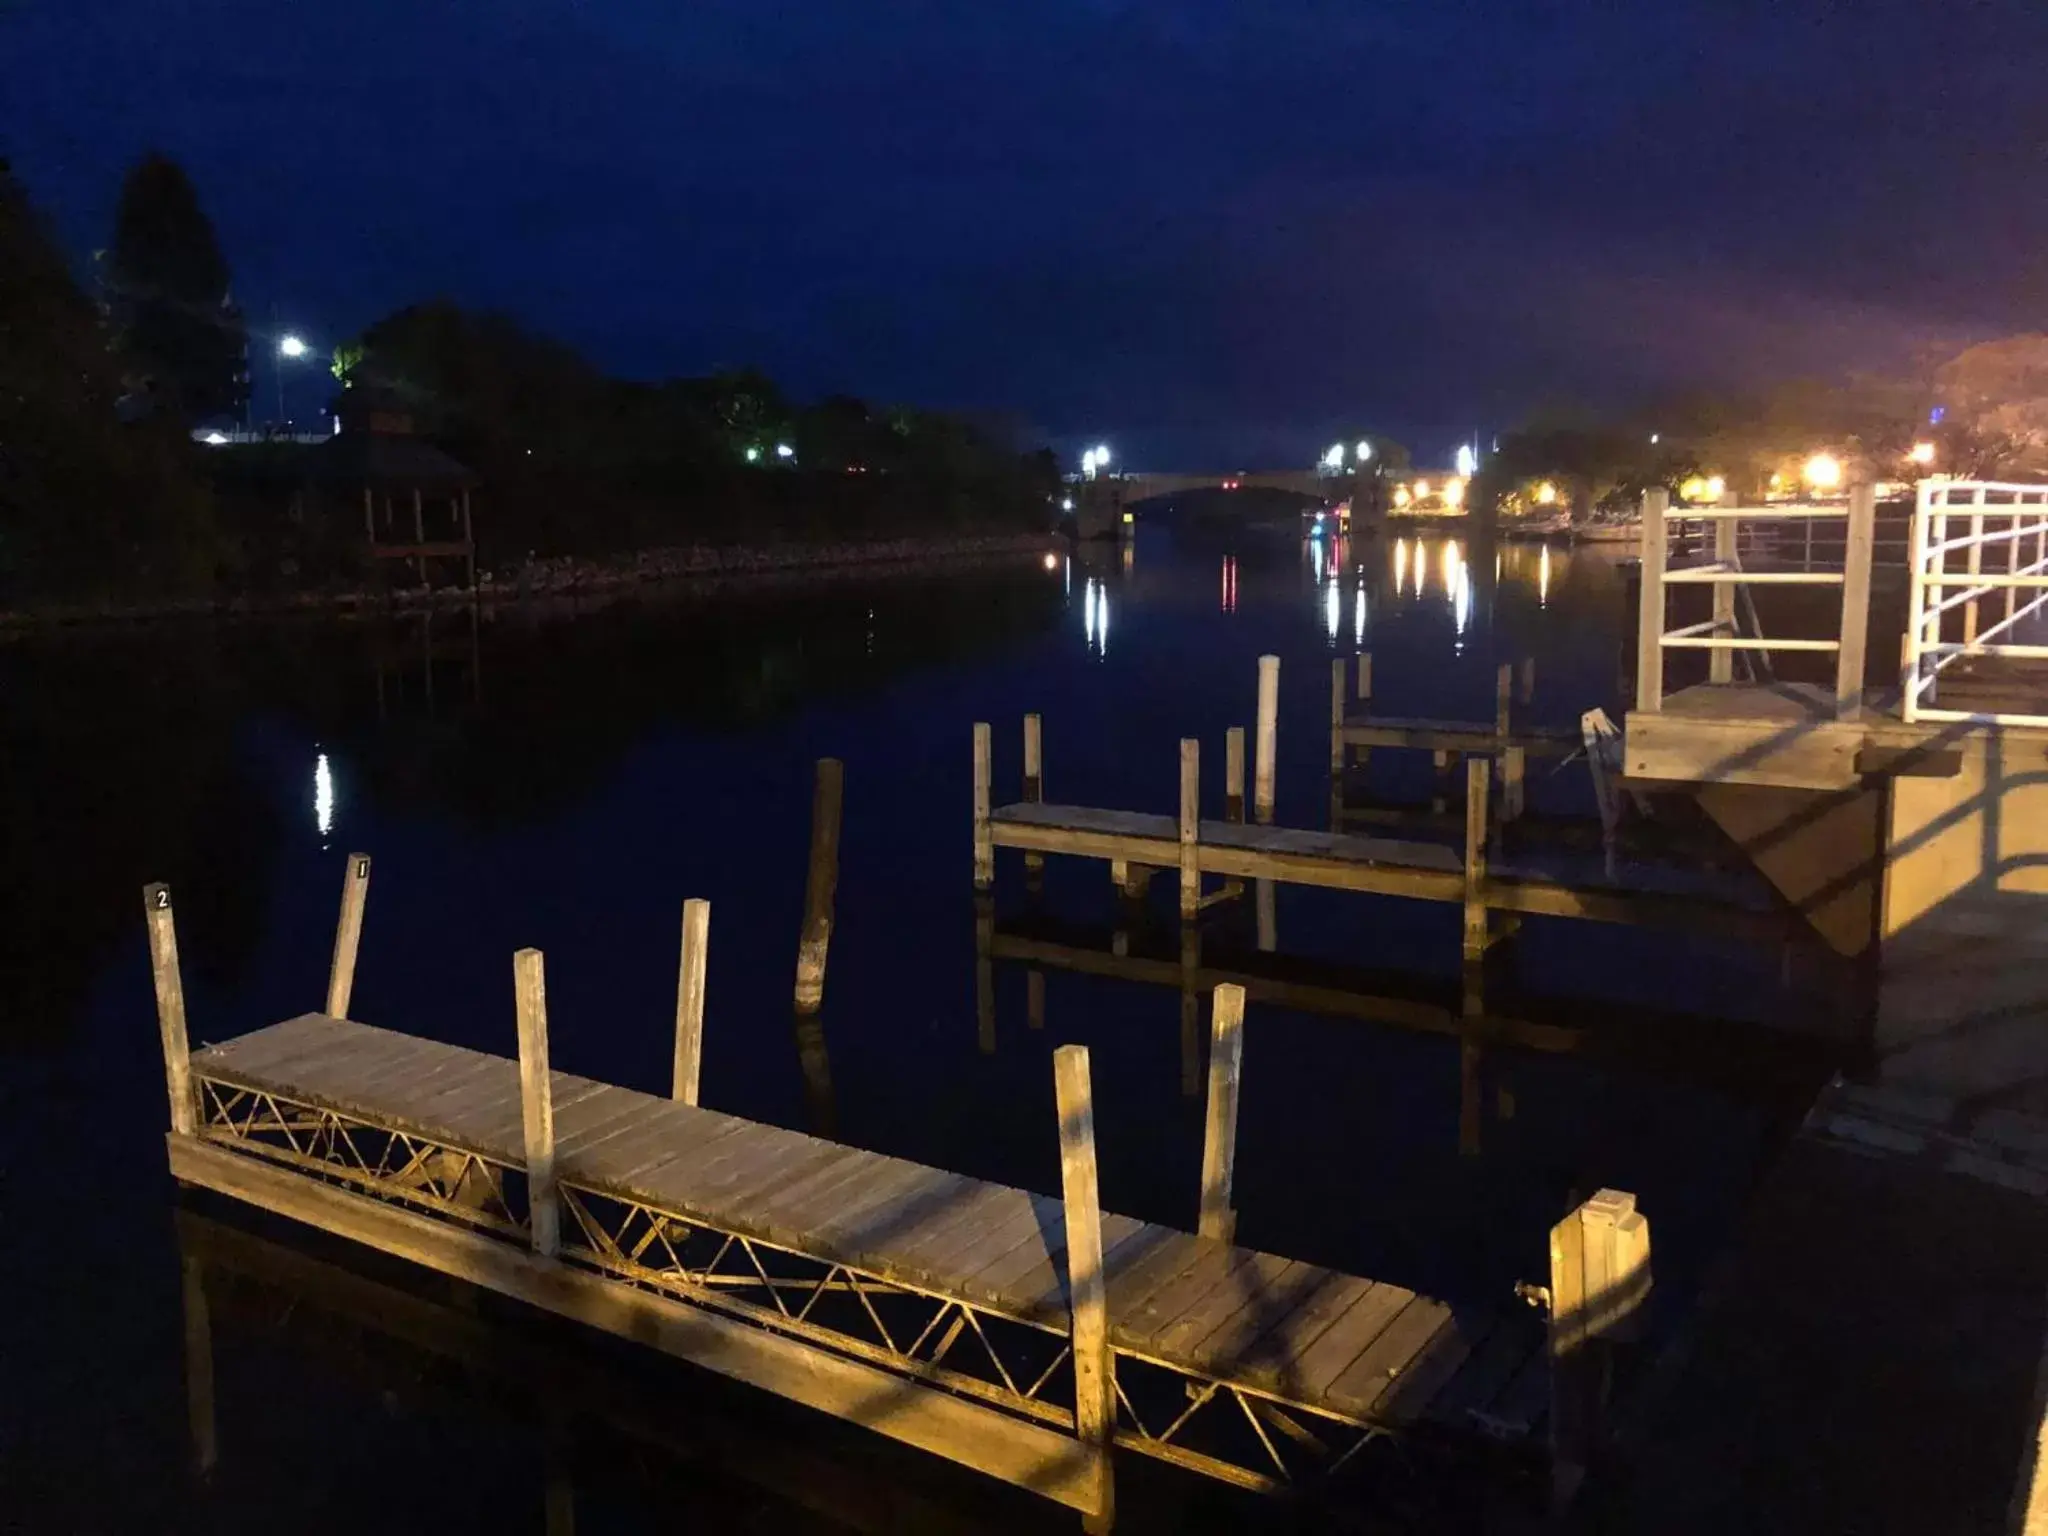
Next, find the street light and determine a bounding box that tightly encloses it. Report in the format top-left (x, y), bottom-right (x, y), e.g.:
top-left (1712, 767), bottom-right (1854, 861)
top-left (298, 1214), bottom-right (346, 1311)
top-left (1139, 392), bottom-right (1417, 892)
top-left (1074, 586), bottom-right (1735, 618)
top-left (1910, 441), bottom-right (1937, 466)
top-left (1803, 452), bottom-right (1843, 490)
top-left (1323, 443), bottom-right (1345, 470)
top-left (1455, 444), bottom-right (1477, 477)
top-left (275, 333), bottom-right (309, 426)
top-left (1355, 440), bottom-right (1372, 461)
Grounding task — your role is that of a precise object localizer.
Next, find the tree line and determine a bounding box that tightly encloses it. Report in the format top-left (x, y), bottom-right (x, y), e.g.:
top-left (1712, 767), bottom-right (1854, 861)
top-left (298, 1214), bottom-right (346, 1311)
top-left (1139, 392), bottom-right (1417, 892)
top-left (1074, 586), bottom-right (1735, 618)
top-left (0, 154), bottom-right (1058, 608)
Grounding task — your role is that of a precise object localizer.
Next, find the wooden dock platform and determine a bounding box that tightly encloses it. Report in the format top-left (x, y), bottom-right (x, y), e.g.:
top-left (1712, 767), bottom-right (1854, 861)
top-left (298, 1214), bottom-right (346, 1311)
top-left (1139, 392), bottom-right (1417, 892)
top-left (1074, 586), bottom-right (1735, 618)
top-left (146, 854), bottom-right (1656, 1526)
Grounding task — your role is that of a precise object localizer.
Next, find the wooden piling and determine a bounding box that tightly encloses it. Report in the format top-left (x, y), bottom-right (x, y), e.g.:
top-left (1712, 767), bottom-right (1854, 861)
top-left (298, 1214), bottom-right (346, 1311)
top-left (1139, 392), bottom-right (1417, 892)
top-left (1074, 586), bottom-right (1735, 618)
top-left (1503, 745), bottom-right (1527, 822)
top-left (972, 723), bottom-right (993, 888)
top-left (326, 853), bottom-right (372, 1020)
top-left (673, 898), bottom-right (710, 1105)
top-left (514, 947), bottom-right (558, 1258)
top-left (1022, 715), bottom-right (1044, 886)
top-left (1837, 484), bottom-right (1876, 720)
top-left (1225, 727), bottom-right (1246, 823)
top-left (793, 758), bottom-right (844, 1015)
top-left (1517, 656), bottom-right (1535, 706)
top-left (144, 882), bottom-right (196, 1136)
top-left (1356, 650), bottom-right (1373, 704)
top-left (1548, 1188), bottom-right (1652, 1503)
top-left (1052, 1045), bottom-right (1115, 1531)
top-left (1710, 504), bottom-right (1739, 685)
top-left (1197, 983), bottom-right (1246, 1243)
top-left (1254, 654), bottom-right (1278, 824)
top-left (1256, 879), bottom-right (1276, 953)
top-left (1463, 758), bottom-right (1491, 961)
top-left (1330, 657), bottom-right (1347, 774)
top-left (1635, 488), bottom-right (1669, 712)
top-left (1495, 663), bottom-right (1513, 740)
top-left (1180, 926), bottom-right (1201, 1099)
top-left (1179, 738), bottom-right (1201, 918)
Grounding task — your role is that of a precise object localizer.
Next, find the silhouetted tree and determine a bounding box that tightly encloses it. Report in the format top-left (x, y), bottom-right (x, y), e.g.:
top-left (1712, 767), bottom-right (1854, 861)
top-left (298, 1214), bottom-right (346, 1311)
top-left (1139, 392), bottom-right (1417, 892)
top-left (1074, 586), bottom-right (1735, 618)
top-left (0, 160), bottom-right (216, 601)
top-left (104, 153), bottom-right (247, 423)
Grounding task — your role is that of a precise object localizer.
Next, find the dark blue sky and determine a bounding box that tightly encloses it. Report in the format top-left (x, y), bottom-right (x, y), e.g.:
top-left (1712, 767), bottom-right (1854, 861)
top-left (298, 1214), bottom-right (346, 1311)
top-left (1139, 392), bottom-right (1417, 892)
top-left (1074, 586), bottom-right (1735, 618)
top-left (6, 1), bottom-right (2044, 466)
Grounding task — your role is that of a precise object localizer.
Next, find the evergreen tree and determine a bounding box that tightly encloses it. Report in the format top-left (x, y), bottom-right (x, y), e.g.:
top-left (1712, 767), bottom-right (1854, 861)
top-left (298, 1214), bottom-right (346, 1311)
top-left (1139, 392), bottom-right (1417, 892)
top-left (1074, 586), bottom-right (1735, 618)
top-left (104, 153), bottom-right (247, 423)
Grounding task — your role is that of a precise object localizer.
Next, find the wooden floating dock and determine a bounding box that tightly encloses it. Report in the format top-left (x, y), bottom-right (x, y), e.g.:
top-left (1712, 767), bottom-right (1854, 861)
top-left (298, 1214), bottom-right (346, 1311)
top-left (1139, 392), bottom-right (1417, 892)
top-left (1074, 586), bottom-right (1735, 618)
top-left (142, 864), bottom-right (1658, 1524)
top-left (1333, 652), bottom-right (1577, 766)
top-left (974, 719), bottom-right (1789, 955)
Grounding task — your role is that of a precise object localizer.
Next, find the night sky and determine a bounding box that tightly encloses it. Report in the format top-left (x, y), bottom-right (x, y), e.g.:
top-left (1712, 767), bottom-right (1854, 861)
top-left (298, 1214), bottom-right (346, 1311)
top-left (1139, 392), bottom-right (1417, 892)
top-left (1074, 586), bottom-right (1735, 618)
top-left (6, 1), bottom-right (2045, 466)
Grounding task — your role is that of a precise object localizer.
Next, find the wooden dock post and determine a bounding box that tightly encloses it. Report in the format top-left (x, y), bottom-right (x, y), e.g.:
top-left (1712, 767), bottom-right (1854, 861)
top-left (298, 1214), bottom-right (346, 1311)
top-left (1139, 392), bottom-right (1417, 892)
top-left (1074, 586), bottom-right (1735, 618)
top-left (1198, 983), bottom-right (1246, 1244)
top-left (1052, 1045), bottom-right (1115, 1531)
top-left (1179, 738), bottom-right (1201, 918)
top-left (1356, 649), bottom-right (1373, 704)
top-left (1710, 499), bottom-right (1739, 685)
top-left (1225, 727), bottom-right (1246, 823)
top-left (1256, 879), bottom-right (1276, 953)
top-left (144, 882), bottom-right (196, 1136)
top-left (1503, 745), bottom-right (1527, 823)
top-left (1180, 925), bottom-right (1201, 1099)
top-left (1254, 654), bottom-right (1278, 824)
top-left (1494, 662), bottom-right (1513, 740)
top-left (1837, 483), bottom-right (1876, 720)
top-left (1548, 1188), bottom-right (1653, 1504)
top-left (1330, 657), bottom-right (1347, 775)
top-left (972, 723), bottom-right (993, 889)
top-left (514, 947), bottom-right (559, 1258)
top-left (1635, 488), bottom-right (1669, 712)
top-left (1463, 758), bottom-right (1491, 961)
top-left (1517, 656), bottom-right (1534, 706)
top-left (326, 853), bottom-right (372, 1019)
top-left (673, 898), bottom-right (710, 1105)
top-left (793, 758), bottom-right (844, 1016)
top-left (976, 892), bottom-right (996, 1054)
top-left (1022, 714), bottom-right (1045, 887)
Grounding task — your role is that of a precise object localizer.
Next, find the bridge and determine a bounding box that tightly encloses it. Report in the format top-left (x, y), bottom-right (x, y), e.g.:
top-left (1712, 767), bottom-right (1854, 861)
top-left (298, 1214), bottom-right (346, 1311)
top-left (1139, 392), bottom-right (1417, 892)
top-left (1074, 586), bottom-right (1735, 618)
top-left (1069, 471), bottom-right (1339, 537)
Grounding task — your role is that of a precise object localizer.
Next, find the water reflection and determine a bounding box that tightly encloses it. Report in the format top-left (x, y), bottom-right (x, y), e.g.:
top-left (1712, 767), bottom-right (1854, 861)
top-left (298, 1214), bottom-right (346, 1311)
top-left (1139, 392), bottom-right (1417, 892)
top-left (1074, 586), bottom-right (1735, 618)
top-left (1083, 577), bottom-right (1110, 655)
top-left (1219, 555), bottom-right (1237, 614)
top-left (313, 752), bottom-right (334, 842)
top-left (1324, 574), bottom-right (1341, 643)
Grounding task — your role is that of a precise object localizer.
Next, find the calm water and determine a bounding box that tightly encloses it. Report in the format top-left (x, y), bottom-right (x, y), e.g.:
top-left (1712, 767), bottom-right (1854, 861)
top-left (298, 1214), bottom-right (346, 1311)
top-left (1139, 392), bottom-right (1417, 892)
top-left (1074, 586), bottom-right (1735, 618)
top-left (0, 525), bottom-right (1842, 1532)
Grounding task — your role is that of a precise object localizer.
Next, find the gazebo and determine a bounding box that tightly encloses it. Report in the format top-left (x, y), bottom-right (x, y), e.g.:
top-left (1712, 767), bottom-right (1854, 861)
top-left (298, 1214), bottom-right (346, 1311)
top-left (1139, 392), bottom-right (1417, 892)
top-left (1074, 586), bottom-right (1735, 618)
top-left (307, 411), bottom-right (479, 589)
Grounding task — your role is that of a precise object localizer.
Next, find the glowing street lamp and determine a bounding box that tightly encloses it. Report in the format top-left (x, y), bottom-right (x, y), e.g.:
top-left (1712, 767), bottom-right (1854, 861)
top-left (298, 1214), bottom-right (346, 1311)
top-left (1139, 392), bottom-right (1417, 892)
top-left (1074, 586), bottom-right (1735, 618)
top-left (1910, 441), bottom-right (1937, 466)
top-left (775, 442), bottom-right (795, 460)
top-left (1535, 481), bottom-right (1558, 505)
top-left (1803, 452), bottom-right (1843, 490)
top-left (1355, 440), bottom-right (1372, 461)
top-left (1093, 444), bottom-right (1111, 471)
top-left (1323, 443), bottom-right (1345, 470)
top-left (274, 333), bottom-right (311, 425)
top-left (1455, 444), bottom-right (1477, 478)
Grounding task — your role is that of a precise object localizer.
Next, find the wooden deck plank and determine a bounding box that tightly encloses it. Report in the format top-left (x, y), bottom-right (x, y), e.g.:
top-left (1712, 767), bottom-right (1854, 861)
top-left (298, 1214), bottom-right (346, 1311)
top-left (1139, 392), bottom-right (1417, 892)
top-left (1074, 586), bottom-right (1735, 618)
top-left (553, 1093), bottom-right (677, 1160)
top-left (875, 1182), bottom-right (1030, 1288)
top-left (1424, 1311), bottom-right (1540, 1431)
top-left (1153, 1254), bottom-right (1305, 1366)
top-left (759, 1157), bottom-right (936, 1255)
top-left (191, 1012), bottom-right (363, 1074)
top-left (575, 1108), bottom-right (752, 1195)
top-left (1113, 1243), bottom-right (1270, 1358)
top-left (1320, 1295), bottom-right (1460, 1420)
top-left (1225, 1268), bottom-right (1384, 1397)
top-left (814, 1169), bottom-right (972, 1267)
top-left (630, 1121), bottom-right (813, 1217)
top-left (989, 1210), bottom-right (1155, 1324)
top-left (1376, 1310), bottom-right (1501, 1426)
top-left (1278, 1280), bottom-right (1418, 1403)
top-left (197, 1022), bottom-right (399, 1098)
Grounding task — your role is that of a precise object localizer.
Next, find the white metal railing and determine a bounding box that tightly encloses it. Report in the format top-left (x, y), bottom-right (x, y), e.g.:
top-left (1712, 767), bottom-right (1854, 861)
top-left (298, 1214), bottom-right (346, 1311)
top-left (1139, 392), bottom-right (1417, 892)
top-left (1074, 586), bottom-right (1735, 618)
top-left (1636, 485), bottom-right (1876, 718)
top-left (1902, 481), bottom-right (2048, 725)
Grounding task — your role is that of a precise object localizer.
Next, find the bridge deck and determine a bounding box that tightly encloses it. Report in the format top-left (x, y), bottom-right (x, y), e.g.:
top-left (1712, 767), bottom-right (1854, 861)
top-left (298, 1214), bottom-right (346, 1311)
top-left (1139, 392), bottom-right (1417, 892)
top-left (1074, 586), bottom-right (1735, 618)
top-left (189, 1012), bottom-right (1541, 1435)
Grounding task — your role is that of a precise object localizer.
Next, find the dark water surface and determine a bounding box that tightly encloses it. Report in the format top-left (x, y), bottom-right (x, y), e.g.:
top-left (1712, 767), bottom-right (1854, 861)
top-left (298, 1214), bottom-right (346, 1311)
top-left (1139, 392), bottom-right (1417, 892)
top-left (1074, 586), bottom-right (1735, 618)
top-left (0, 528), bottom-right (1843, 1532)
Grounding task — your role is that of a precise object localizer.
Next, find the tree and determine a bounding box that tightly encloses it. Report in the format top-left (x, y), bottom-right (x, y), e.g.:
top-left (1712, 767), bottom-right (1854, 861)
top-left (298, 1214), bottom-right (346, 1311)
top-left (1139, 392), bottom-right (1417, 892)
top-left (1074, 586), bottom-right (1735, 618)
top-left (0, 160), bottom-right (216, 601)
top-left (104, 153), bottom-right (246, 423)
top-left (1936, 336), bottom-right (2048, 477)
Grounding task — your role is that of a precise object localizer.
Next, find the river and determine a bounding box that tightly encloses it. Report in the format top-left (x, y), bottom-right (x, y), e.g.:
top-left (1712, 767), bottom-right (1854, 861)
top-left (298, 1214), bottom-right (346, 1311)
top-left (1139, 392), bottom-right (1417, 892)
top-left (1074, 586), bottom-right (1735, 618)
top-left (0, 524), bottom-right (1845, 1531)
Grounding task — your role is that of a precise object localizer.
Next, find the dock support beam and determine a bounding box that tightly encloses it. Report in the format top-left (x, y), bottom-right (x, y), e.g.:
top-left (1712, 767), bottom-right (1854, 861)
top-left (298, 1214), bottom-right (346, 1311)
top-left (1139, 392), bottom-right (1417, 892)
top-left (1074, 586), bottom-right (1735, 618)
top-left (144, 882), bottom-right (196, 1136)
top-left (972, 723), bottom-right (993, 889)
top-left (1463, 758), bottom-right (1491, 961)
top-left (794, 758), bottom-right (844, 1015)
top-left (1198, 983), bottom-right (1246, 1244)
top-left (1052, 1045), bottom-right (1115, 1532)
top-left (673, 898), bottom-right (710, 1104)
top-left (1179, 738), bottom-right (1201, 918)
top-left (514, 947), bottom-right (559, 1258)
top-left (1254, 654), bottom-right (1278, 824)
top-left (327, 853), bottom-right (371, 1019)
top-left (1548, 1188), bottom-right (1653, 1505)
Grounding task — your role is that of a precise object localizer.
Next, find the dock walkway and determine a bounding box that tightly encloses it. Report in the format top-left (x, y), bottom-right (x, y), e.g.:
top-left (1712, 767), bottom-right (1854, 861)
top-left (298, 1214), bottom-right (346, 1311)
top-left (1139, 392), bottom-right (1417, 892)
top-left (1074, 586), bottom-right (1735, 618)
top-left (190, 1010), bottom-right (1516, 1431)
